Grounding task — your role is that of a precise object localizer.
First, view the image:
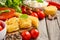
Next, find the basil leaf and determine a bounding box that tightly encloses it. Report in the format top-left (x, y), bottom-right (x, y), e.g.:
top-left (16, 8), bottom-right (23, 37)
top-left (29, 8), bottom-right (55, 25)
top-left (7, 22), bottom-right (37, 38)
top-left (36, 0), bottom-right (43, 3)
top-left (20, 14), bottom-right (28, 19)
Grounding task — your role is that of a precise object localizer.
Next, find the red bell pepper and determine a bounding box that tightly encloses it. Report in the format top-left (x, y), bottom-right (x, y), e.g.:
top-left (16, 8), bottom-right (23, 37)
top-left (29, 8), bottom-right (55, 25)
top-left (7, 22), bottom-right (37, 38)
top-left (48, 1), bottom-right (60, 10)
top-left (46, 0), bottom-right (52, 1)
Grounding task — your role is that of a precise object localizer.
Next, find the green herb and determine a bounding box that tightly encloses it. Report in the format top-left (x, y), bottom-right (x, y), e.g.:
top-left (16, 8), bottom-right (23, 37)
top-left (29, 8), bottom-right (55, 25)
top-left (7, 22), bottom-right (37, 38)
top-left (36, 0), bottom-right (43, 3)
top-left (14, 6), bottom-right (22, 13)
top-left (0, 0), bottom-right (23, 13)
top-left (20, 14), bottom-right (28, 19)
top-left (6, 0), bottom-right (22, 13)
top-left (0, 10), bottom-right (10, 14)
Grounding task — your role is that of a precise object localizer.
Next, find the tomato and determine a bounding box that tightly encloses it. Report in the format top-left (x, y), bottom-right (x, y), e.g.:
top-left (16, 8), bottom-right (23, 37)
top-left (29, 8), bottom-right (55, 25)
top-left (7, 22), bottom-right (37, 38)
top-left (21, 30), bottom-right (31, 40)
top-left (30, 12), bottom-right (38, 18)
top-left (30, 29), bottom-right (39, 39)
top-left (0, 26), bottom-right (3, 31)
top-left (37, 10), bottom-right (45, 20)
top-left (21, 6), bottom-right (26, 14)
top-left (0, 7), bottom-right (15, 20)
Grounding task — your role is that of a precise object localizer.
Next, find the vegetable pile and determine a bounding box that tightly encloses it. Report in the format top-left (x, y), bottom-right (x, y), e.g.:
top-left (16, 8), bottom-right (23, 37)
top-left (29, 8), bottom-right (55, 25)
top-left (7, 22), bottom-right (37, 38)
top-left (0, 0), bottom-right (60, 40)
top-left (0, 0), bottom-right (22, 13)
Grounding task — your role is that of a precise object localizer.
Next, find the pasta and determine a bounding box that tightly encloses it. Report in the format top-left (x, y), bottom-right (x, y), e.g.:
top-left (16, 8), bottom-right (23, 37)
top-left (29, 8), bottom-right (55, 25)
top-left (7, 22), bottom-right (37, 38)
top-left (5, 13), bottom-right (39, 32)
top-left (19, 18), bottom-right (32, 29)
top-left (15, 12), bottom-right (22, 17)
top-left (44, 6), bottom-right (57, 16)
top-left (5, 17), bottom-right (19, 32)
top-left (29, 16), bottom-right (39, 28)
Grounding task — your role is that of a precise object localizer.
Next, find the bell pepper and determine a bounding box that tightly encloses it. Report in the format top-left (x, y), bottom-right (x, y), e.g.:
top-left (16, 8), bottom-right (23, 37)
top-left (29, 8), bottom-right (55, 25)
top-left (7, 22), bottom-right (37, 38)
top-left (48, 1), bottom-right (60, 10)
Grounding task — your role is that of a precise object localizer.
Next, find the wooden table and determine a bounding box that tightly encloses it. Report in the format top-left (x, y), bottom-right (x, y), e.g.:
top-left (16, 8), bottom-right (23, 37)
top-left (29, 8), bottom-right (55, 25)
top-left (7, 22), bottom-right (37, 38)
top-left (37, 0), bottom-right (60, 40)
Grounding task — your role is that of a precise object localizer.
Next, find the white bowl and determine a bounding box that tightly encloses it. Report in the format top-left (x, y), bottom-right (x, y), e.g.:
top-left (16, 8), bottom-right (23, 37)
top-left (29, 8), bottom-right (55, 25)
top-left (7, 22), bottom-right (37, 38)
top-left (0, 20), bottom-right (6, 40)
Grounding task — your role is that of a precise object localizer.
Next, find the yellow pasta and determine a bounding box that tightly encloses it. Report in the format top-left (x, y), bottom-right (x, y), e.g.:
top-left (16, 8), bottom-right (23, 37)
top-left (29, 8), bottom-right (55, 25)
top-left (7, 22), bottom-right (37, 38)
top-left (29, 16), bottom-right (39, 28)
top-left (5, 17), bottom-right (19, 32)
top-left (5, 13), bottom-right (39, 32)
top-left (44, 6), bottom-right (57, 16)
top-left (15, 12), bottom-right (22, 17)
top-left (19, 18), bottom-right (32, 29)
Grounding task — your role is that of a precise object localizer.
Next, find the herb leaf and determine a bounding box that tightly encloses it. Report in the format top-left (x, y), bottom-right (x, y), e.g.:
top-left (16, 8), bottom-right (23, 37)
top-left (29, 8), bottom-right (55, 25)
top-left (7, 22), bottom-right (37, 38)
top-left (20, 14), bottom-right (28, 19)
top-left (36, 0), bottom-right (43, 3)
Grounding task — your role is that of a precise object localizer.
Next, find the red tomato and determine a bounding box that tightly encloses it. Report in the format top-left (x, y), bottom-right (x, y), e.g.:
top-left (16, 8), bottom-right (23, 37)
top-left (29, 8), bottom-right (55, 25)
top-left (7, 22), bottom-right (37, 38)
top-left (21, 30), bottom-right (31, 40)
top-left (0, 7), bottom-right (15, 20)
top-left (21, 6), bottom-right (26, 14)
top-left (0, 26), bottom-right (3, 31)
top-left (37, 10), bottom-right (45, 20)
top-left (30, 12), bottom-right (38, 18)
top-left (30, 29), bottom-right (39, 39)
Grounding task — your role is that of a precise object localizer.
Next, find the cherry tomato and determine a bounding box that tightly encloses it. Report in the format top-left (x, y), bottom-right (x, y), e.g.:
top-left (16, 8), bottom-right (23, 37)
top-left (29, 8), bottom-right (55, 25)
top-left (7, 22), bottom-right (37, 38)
top-left (37, 10), bottom-right (45, 20)
top-left (0, 26), bottom-right (3, 31)
top-left (21, 30), bottom-right (31, 40)
top-left (0, 7), bottom-right (15, 20)
top-left (30, 29), bottom-right (39, 39)
top-left (21, 6), bottom-right (26, 14)
top-left (30, 12), bottom-right (38, 18)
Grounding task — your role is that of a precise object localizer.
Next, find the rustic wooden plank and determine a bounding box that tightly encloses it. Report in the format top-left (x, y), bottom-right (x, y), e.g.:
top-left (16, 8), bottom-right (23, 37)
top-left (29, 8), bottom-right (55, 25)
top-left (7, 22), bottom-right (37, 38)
top-left (46, 19), bottom-right (60, 40)
top-left (57, 11), bottom-right (60, 27)
top-left (57, 11), bottom-right (60, 26)
top-left (37, 19), bottom-right (49, 40)
top-left (56, 11), bottom-right (60, 40)
top-left (53, 0), bottom-right (60, 40)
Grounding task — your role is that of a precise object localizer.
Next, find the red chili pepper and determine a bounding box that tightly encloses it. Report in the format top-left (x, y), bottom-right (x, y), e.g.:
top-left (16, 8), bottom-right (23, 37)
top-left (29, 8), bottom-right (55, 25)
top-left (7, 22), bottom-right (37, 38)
top-left (48, 1), bottom-right (60, 10)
